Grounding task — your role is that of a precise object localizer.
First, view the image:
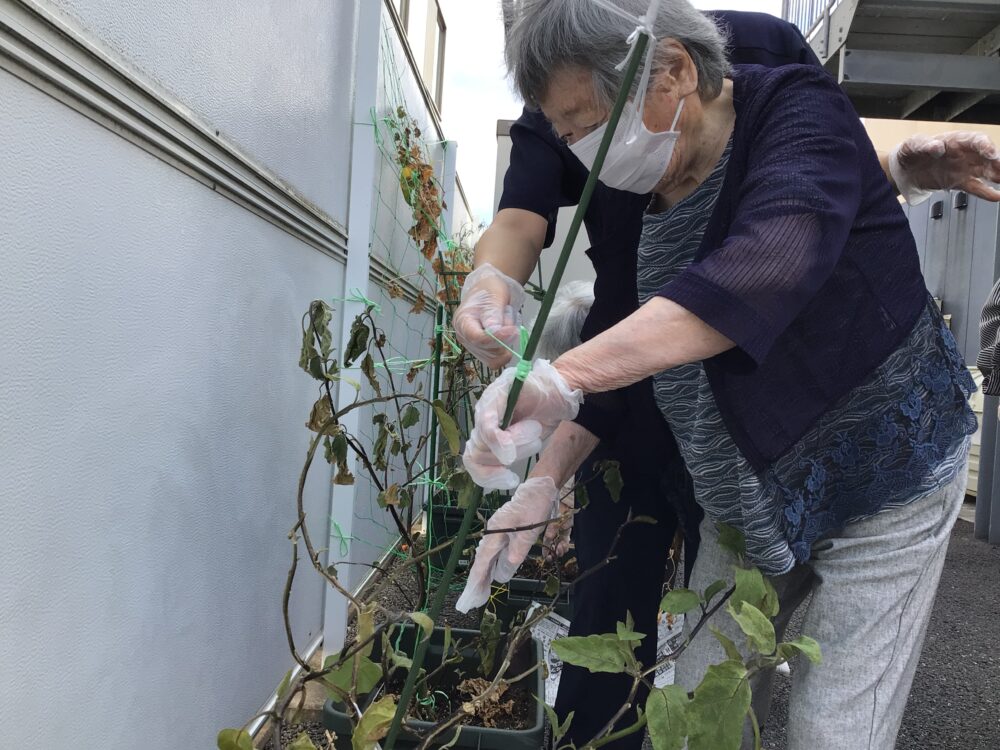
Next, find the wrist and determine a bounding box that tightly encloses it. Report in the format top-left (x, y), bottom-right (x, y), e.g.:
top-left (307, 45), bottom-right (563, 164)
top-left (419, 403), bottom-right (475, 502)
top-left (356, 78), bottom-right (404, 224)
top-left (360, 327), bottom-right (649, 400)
top-left (552, 357), bottom-right (584, 393)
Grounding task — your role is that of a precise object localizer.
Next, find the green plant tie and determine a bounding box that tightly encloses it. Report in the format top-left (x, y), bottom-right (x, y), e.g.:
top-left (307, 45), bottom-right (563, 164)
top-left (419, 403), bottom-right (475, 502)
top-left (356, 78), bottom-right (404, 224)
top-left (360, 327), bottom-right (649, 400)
top-left (330, 520), bottom-right (354, 557)
top-left (433, 324), bottom-right (462, 356)
top-left (483, 325), bottom-right (533, 382)
top-left (333, 288), bottom-right (381, 315)
top-left (406, 462), bottom-right (447, 494)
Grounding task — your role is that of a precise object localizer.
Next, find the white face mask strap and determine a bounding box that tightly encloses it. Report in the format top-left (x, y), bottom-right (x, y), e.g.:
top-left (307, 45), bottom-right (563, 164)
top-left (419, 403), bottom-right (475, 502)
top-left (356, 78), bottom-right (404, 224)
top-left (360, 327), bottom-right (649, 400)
top-left (586, 0), bottom-right (663, 142)
top-left (669, 96), bottom-right (685, 132)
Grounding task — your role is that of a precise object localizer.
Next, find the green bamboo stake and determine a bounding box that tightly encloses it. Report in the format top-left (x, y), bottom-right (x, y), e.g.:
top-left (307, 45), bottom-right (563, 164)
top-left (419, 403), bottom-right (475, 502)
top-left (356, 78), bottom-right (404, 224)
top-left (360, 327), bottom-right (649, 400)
top-left (424, 302), bottom-right (446, 596)
top-left (382, 32), bottom-right (651, 750)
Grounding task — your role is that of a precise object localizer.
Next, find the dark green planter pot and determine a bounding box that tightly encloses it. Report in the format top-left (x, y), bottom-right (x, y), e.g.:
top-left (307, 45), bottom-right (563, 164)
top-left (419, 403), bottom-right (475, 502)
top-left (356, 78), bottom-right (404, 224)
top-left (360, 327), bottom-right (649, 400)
top-left (323, 626), bottom-right (545, 749)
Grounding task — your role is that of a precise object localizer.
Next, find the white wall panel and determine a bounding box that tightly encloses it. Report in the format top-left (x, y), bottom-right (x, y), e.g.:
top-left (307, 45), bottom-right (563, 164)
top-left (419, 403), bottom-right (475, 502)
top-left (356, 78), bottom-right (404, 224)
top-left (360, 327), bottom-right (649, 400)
top-left (0, 69), bottom-right (340, 749)
top-left (42, 0), bottom-right (357, 225)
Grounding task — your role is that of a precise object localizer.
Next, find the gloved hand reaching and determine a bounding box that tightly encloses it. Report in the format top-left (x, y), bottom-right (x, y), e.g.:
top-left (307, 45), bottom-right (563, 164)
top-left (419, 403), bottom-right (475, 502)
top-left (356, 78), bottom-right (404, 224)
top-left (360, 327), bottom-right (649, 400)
top-left (455, 476), bottom-right (560, 613)
top-left (453, 263), bottom-right (527, 369)
top-left (463, 360), bottom-right (583, 490)
top-left (891, 131), bottom-right (1000, 205)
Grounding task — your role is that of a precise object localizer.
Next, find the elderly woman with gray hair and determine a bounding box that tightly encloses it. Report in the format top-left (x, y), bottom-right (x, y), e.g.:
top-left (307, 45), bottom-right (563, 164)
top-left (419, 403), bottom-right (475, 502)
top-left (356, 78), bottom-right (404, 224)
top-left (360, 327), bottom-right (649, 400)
top-left (456, 1), bottom-right (978, 747)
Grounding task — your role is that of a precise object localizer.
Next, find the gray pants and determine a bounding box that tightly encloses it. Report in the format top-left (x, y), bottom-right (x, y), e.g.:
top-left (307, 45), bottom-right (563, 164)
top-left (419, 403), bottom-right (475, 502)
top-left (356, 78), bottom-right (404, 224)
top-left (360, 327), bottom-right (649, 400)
top-left (676, 463), bottom-right (968, 750)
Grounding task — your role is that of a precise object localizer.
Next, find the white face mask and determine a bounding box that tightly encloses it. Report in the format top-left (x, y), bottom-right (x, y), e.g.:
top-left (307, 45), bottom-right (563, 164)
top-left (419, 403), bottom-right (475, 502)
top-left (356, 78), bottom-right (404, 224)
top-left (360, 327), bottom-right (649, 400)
top-left (569, 95), bottom-right (685, 195)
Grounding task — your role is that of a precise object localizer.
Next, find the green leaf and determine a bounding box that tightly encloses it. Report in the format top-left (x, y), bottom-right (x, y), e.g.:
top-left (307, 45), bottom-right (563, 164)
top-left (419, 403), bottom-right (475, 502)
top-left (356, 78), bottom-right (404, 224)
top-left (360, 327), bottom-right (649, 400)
top-left (441, 624), bottom-right (452, 669)
top-left (596, 459), bottom-right (623, 502)
top-left (616, 619), bottom-right (645, 643)
top-left (386, 642), bottom-right (413, 674)
top-left (732, 567), bottom-right (767, 613)
top-left (373, 418), bottom-right (390, 472)
top-left (709, 625), bottom-right (744, 662)
top-left (276, 669), bottom-right (293, 703)
top-left (401, 404), bottom-right (421, 429)
top-left (575, 483), bottom-right (590, 509)
top-left (357, 604), bottom-right (375, 658)
top-left (312, 301), bottom-right (335, 358)
top-left (344, 314), bottom-right (369, 366)
top-left (761, 575), bottom-right (780, 619)
top-left (646, 685), bottom-right (689, 750)
top-left (299, 301), bottom-right (335, 381)
top-left (544, 574), bottom-right (560, 598)
top-left (686, 660), bottom-right (751, 750)
top-left (728, 601), bottom-right (776, 655)
top-left (217, 729), bottom-right (253, 750)
top-left (409, 612), bottom-right (434, 642)
top-left (433, 400), bottom-right (461, 456)
top-left (360, 353), bottom-right (381, 397)
top-left (539, 698), bottom-right (575, 743)
top-left (352, 695), bottom-right (397, 750)
top-left (777, 635), bottom-right (822, 665)
top-left (322, 654), bottom-right (383, 696)
top-left (716, 524), bottom-right (746, 560)
top-left (289, 733), bottom-right (319, 750)
top-left (703, 579), bottom-right (729, 606)
top-left (660, 588), bottom-right (702, 616)
top-left (478, 609), bottom-right (501, 676)
top-left (551, 634), bottom-right (629, 674)
top-left (330, 431), bottom-right (348, 464)
top-left (330, 432), bottom-right (354, 485)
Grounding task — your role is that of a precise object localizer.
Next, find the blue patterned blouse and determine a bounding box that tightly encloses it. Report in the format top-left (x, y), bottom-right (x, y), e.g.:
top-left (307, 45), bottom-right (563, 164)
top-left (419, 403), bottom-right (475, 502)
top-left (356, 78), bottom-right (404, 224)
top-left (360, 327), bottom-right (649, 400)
top-left (637, 140), bottom-right (977, 574)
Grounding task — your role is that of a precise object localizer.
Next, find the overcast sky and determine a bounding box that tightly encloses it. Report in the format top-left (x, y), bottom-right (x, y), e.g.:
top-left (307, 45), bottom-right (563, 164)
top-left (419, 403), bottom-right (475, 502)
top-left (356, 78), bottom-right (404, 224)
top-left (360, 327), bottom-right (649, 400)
top-left (438, 0), bottom-right (783, 225)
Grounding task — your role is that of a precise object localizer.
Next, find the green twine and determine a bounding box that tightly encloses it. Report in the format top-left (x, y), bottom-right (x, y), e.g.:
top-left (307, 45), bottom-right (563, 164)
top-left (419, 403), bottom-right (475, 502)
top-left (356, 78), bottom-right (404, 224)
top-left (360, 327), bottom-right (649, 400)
top-left (330, 520), bottom-right (355, 557)
top-left (333, 288), bottom-right (381, 315)
top-left (484, 325), bottom-right (533, 382)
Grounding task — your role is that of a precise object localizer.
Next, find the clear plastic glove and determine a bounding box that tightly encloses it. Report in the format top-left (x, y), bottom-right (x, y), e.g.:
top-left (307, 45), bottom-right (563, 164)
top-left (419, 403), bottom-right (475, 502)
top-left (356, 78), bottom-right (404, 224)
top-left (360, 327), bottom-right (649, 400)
top-left (453, 264), bottom-right (528, 369)
top-left (455, 476), bottom-right (559, 613)
top-left (891, 131), bottom-right (1000, 205)
top-left (462, 360), bottom-right (582, 490)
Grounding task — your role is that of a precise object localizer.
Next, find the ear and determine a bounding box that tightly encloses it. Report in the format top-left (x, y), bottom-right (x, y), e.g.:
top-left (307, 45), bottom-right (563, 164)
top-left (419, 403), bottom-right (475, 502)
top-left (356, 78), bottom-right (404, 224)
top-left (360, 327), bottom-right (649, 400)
top-left (650, 39), bottom-right (699, 99)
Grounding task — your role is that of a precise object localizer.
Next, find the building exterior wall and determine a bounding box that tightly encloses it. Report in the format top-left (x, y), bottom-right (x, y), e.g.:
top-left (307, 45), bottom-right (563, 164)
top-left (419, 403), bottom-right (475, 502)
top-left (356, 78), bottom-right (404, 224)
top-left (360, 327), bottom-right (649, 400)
top-left (0, 0), bottom-right (470, 747)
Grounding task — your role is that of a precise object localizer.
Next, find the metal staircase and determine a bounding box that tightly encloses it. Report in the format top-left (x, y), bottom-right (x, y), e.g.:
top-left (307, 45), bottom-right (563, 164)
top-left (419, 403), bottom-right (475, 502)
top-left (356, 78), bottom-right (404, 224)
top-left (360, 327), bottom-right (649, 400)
top-left (784, 0), bottom-right (1000, 123)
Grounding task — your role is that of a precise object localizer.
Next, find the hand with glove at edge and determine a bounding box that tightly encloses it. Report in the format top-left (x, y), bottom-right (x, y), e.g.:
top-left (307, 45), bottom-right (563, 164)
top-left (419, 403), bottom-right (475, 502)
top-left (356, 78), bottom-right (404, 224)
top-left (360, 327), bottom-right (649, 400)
top-left (455, 476), bottom-right (560, 613)
top-left (462, 359), bottom-right (583, 490)
top-left (452, 263), bottom-right (527, 370)
top-left (890, 131), bottom-right (1000, 205)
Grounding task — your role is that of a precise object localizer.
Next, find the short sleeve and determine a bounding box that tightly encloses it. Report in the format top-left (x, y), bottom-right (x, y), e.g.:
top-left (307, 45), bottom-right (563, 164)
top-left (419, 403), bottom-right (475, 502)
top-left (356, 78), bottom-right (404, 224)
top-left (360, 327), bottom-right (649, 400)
top-left (574, 388), bottom-right (628, 443)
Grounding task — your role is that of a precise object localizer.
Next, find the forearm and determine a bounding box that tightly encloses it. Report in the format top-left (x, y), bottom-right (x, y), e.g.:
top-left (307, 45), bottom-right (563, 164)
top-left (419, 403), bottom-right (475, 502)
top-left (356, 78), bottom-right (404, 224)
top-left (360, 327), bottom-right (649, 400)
top-left (530, 421), bottom-right (599, 488)
top-left (553, 296), bottom-right (734, 394)
top-left (474, 208), bottom-right (546, 284)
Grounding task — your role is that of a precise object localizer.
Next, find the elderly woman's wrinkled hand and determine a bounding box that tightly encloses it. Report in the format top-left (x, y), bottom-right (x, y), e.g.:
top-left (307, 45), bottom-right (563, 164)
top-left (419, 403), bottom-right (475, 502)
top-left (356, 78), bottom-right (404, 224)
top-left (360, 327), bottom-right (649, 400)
top-left (453, 263), bottom-right (527, 369)
top-left (892, 131), bottom-right (1000, 205)
top-left (462, 360), bottom-right (583, 490)
top-left (455, 476), bottom-right (559, 614)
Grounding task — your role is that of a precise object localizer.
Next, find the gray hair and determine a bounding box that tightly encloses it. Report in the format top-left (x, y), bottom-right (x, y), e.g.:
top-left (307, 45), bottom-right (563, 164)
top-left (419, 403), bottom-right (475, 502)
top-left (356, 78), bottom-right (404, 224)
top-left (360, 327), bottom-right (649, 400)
top-left (532, 280), bottom-right (595, 360)
top-left (505, 0), bottom-right (730, 109)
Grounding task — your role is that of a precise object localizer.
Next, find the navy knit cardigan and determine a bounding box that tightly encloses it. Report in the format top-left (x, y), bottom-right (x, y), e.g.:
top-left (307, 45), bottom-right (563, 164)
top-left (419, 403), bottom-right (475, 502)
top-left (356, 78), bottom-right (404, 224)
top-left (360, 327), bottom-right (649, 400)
top-left (587, 64), bottom-right (928, 470)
